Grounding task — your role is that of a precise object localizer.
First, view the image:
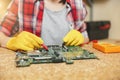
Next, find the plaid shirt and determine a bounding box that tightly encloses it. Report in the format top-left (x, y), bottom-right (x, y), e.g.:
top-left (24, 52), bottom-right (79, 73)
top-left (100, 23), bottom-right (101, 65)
top-left (0, 0), bottom-right (87, 37)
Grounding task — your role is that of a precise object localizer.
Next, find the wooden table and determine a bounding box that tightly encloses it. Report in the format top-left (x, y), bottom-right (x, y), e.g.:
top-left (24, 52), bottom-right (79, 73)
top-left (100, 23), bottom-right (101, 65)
top-left (0, 39), bottom-right (120, 80)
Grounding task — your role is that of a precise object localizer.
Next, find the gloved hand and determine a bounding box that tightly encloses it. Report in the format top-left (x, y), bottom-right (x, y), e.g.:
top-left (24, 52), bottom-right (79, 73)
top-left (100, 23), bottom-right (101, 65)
top-left (6, 31), bottom-right (44, 51)
top-left (63, 30), bottom-right (84, 46)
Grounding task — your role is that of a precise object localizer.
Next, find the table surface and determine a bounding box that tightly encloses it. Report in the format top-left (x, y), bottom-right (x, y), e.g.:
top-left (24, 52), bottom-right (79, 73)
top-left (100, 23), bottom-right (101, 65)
top-left (0, 39), bottom-right (120, 80)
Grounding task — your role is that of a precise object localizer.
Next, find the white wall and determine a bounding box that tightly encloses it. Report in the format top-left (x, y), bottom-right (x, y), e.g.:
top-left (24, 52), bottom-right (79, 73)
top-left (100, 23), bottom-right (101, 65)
top-left (85, 0), bottom-right (120, 40)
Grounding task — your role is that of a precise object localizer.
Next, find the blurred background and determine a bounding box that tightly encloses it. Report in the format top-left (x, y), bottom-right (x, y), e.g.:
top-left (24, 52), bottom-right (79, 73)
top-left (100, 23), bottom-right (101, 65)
top-left (0, 0), bottom-right (120, 40)
top-left (0, 0), bottom-right (11, 19)
top-left (84, 0), bottom-right (120, 40)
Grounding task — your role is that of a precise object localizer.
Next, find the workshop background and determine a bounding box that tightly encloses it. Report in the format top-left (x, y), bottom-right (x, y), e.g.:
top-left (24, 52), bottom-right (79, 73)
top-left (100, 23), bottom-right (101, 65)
top-left (0, 0), bottom-right (120, 40)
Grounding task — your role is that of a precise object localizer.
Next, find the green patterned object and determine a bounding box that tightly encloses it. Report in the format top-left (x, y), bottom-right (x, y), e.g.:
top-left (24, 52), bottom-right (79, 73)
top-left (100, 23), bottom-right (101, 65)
top-left (16, 45), bottom-right (98, 67)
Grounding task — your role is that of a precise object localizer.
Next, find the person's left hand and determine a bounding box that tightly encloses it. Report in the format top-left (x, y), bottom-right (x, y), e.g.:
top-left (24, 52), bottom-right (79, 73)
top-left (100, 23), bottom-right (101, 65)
top-left (63, 30), bottom-right (84, 46)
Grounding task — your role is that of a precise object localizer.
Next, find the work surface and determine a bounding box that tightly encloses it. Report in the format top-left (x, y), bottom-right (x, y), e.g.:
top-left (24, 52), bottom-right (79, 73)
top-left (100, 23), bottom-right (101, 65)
top-left (0, 39), bottom-right (120, 80)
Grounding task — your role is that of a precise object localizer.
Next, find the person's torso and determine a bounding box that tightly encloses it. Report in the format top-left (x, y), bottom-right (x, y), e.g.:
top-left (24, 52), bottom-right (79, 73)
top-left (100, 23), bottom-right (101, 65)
top-left (16, 0), bottom-right (86, 39)
top-left (41, 6), bottom-right (70, 45)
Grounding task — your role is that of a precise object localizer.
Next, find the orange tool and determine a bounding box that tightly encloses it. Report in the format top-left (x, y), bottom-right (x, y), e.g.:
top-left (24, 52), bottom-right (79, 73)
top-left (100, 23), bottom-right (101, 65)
top-left (93, 41), bottom-right (120, 53)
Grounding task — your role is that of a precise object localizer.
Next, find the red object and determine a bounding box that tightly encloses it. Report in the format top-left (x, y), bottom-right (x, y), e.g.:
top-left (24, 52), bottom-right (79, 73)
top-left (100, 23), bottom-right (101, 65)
top-left (92, 40), bottom-right (98, 43)
top-left (99, 24), bottom-right (110, 30)
top-left (41, 44), bottom-right (48, 50)
top-left (80, 41), bottom-right (90, 46)
top-left (80, 40), bottom-right (98, 47)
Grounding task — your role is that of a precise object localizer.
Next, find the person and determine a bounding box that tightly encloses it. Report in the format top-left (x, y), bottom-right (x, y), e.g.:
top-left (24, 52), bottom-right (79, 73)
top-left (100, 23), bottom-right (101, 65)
top-left (0, 0), bottom-right (89, 51)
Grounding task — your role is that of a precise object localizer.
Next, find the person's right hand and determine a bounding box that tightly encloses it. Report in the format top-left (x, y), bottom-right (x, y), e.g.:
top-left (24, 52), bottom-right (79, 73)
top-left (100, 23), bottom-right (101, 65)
top-left (6, 31), bottom-right (44, 51)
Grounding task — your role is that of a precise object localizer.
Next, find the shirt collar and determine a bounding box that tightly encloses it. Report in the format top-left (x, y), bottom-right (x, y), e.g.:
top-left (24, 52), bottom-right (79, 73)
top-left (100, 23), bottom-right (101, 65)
top-left (66, 2), bottom-right (72, 13)
top-left (34, 0), bottom-right (71, 3)
top-left (34, 0), bottom-right (42, 3)
top-left (33, 0), bottom-right (71, 13)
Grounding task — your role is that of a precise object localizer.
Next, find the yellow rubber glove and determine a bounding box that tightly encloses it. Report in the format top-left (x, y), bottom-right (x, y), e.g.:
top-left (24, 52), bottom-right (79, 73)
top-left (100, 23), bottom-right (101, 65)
top-left (63, 30), bottom-right (84, 46)
top-left (6, 31), bottom-right (43, 51)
